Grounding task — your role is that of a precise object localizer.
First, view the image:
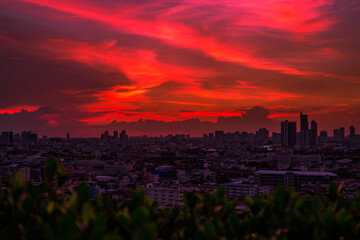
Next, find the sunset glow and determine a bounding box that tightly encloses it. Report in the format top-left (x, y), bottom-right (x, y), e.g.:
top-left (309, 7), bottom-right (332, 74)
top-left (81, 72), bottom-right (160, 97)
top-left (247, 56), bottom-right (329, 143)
top-left (1, 0), bottom-right (359, 136)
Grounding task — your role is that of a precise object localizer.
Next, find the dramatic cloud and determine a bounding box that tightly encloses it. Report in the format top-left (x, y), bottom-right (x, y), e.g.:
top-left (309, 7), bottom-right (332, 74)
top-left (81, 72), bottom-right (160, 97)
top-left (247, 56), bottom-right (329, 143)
top-left (0, 0), bottom-right (359, 135)
top-left (0, 106), bottom-right (276, 136)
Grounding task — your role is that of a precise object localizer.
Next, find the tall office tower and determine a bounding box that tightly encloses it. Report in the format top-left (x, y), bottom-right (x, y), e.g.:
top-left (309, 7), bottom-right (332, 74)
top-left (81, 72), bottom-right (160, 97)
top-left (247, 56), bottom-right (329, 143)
top-left (310, 120), bottom-right (318, 146)
top-left (13, 133), bottom-right (21, 144)
top-left (333, 129), bottom-right (340, 141)
top-left (113, 131), bottom-right (119, 139)
top-left (21, 131), bottom-right (37, 144)
top-left (215, 130), bottom-right (224, 142)
top-left (0, 132), bottom-right (13, 144)
top-left (257, 128), bottom-right (269, 142)
top-left (350, 126), bottom-right (355, 138)
top-left (300, 112), bottom-right (309, 146)
top-left (272, 132), bottom-right (282, 144)
top-left (120, 130), bottom-right (128, 140)
top-left (339, 127), bottom-right (345, 140)
top-left (67, 133), bottom-right (70, 139)
top-left (21, 131), bottom-right (29, 143)
top-left (281, 120), bottom-right (296, 147)
top-left (101, 131), bottom-right (109, 142)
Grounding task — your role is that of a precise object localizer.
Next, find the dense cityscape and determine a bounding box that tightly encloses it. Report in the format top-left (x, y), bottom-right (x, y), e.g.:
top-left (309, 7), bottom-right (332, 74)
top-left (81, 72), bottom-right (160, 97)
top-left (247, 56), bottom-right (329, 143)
top-left (2, 0), bottom-right (360, 238)
top-left (1, 112), bottom-right (359, 213)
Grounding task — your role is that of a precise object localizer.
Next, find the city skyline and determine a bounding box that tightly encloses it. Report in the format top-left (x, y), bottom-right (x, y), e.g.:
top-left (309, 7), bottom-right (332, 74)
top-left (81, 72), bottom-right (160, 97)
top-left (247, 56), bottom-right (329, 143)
top-left (1, 0), bottom-right (360, 136)
top-left (1, 1), bottom-right (360, 237)
top-left (0, 110), bottom-right (357, 139)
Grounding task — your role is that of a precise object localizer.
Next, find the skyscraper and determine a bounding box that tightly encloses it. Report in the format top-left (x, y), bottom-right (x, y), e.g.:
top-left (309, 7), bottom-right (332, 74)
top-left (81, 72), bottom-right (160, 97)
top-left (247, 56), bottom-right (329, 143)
top-left (310, 120), bottom-right (317, 146)
top-left (281, 120), bottom-right (296, 147)
top-left (113, 131), bottom-right (119, 139)
top-left (350, 126), bottom-right (355, 138)
top-left (21, 131), bottom-right (37, 144)
top-left (340, 127), bottom-right (345, 140)
top-left (257, 128), bottom-right (269, 142)
top-left (0, 132), bottom-right (13, 144)
top-left (215, 130), bottom-right (224, 142)
top-left (333, 129), bottom-right (340, 141)
top-left (300, 112), bottom-right (309, 146)
top-left (101, 130), bottom-right (109, 142)
top-left (120, 130), bottom-right (128, 140)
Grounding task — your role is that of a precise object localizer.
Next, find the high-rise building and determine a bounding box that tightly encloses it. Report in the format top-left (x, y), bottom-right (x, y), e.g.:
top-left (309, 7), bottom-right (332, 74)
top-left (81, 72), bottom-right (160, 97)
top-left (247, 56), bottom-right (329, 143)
top-left (281, 120), bottom-right (296, 147)
top-left (215, 130), bottom-right (224, 142)
top-left (310, 120), bottom-right (317, 146)
top-left (333, 129), bottom-right (340, 141)
top-left (21, 131), bottom-right (37, 144)
top-left (300, 112), bottom-right (309, 146)
top-left (101, 130), bottom-right (109, 142)
top-left (13, 133), bottom-right (21, 144)
top-left (272, 132), bottom-right (281, 144)
top-left (350, 126), bottom-right (355, 138)
top-left (120, 130), bottom-right (128, 141)
top-left (300, 112), bottom-right (309, 131)
top-left (257, 128), bottom-right (269, 142)
top-left (113, 131), bottom-right (119, 139)
top-left (21, 131), bottom-right (28, 143)
top-left (319, 130), bottom-right (328, 143)
top-left (66, 133), bottom-right (70, 139)
top-left (0, 132), bottom-right (13, 144)
top-left (339, 127), bottom-right (345, 140)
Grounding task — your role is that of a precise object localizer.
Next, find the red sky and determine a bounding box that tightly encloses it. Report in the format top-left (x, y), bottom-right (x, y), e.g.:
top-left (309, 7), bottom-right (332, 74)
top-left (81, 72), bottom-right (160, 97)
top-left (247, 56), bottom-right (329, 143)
top-left (0, 0), bottom-right (359, 136)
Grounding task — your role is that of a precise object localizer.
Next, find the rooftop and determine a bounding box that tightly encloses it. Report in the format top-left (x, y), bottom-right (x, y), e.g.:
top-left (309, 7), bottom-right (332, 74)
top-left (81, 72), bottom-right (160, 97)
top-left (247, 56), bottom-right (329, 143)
top-left (255, 170), bottom-right (337, 177)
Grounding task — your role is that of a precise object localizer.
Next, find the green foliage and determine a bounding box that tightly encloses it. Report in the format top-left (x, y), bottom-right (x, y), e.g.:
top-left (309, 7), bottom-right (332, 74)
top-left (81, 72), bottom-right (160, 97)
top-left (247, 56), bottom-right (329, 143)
top-left (1, 157), bottom-right (360, 239)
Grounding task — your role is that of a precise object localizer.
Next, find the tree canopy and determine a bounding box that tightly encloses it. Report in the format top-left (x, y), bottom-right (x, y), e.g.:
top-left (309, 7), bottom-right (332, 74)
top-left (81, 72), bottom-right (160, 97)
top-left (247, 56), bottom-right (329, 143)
top-left (1, 157), bottom-right (359, 240)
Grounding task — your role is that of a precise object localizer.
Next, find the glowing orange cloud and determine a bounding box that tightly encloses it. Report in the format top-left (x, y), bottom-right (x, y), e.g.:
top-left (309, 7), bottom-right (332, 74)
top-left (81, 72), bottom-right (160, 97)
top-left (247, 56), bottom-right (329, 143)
top-left (179, 110), bottom-right (246, 119)
top-left (16, 0), bottom-right (330, 76)
top-left (1, 0), bottom-right (356, 130)
top-left (0, 106), bottom-right (39, 114)
top-left (0, 34), bottom-right (300, 123)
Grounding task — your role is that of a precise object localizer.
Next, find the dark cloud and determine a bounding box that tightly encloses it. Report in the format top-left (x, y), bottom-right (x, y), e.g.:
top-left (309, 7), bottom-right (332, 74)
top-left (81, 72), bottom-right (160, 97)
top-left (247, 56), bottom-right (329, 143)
top-left (216, 106), bottom-right (274, 132)
top-left (1, 105), bottom-right (359, 137)
top-left (145, 81), bottom-right (184, 100)
top-left (0, 106), bottom-right (275, 136)
top-left (0, 54), bottom-right (131, 107)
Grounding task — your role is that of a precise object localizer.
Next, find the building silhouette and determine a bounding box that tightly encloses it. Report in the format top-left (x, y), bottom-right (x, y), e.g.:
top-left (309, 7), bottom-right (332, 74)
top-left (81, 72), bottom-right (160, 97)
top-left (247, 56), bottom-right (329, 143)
top-left (281, 120), bottom-right (296, 147)
top-left (120, 130), bottom-right (128, 141)
top-left (319, 130), bottom-right (328, 143)
top-left (310, 120), bottom-right (318, 146)
top-left (256, 128), bottom-right (269, 142)
top-left (113, 131), bottom-right (119, 140)
top-left (340, 127), bottom-right (345, 140)
top-left (333, 129), bottom-right (340, 141)
top-left (300, 112), bottom-right (309, 146)
top-left (350, 126), bottom-right (355, 138)
top-left (21, 131), bottom-right (37, 144)
top-left (0, 132), bottom-right (13, 144)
